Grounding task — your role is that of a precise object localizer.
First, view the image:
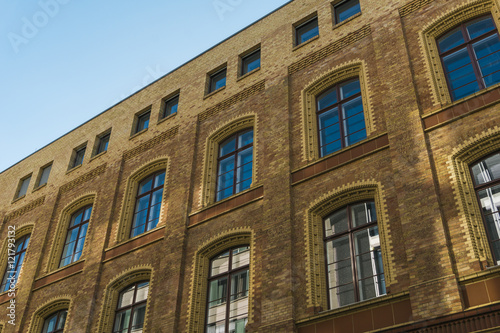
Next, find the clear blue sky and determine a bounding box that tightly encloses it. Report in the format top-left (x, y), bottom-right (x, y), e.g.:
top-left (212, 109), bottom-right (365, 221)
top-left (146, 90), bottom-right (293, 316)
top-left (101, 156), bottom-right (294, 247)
top-left (0, 0), bottom-right (291, 172)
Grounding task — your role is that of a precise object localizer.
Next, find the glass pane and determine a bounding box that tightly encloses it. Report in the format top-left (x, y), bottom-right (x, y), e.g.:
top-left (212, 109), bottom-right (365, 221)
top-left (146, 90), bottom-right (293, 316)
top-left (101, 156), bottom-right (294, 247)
top-left (44, 314), bottom-right (58, 333)
top-left (321, 139), bottom-right (342, 157)
top-left (220, 135), bottom-right (236, 156)
top-left (229, 318), bottom-right (247, 333)
top-left (135, 195), bottom-right (151, 213)
top-left (39, 165), bottom-right (52, 186)
top-left (466, 16), bottom-right (496, 40)
top-left (148, 204), bottom-right (161, 223)
top-left (232, 247), bottom-right (250, 269)
top-left (320, 125), bottom-right (341, 148)
top-left (217, 187), bottom-right (234, 201)
top-left (326, 236), bottom-right (351, 264)
top-left (207, 321), bottom-right (225, 333)
top-left (443, 48), bottom-right (472, 72)
top-left (340, 79), bottom-right (361, 99)
top-left (113, 309), bottom-right (131, 332)
top-left (324, 208), bottom-right (348, 237)
top-left (23, 235), bottom-right (31, 250)
top-left (215, 76), bottom-right (226, 91)
top-left (242, 51), bottom-right (260, 75)
top-left (472, 153), bottom-right (500, 185)
top-left (492, 241), bottom-right (500, 265)
top-left (131, 224), bottom-right (146, 238)
top-left (56, 310), bottom-right (67, 329)
top-left (211, 251), bottom-right (230, 276)
top-left (327, 258), bottom-right (352, 287)
top-left (239, 130), bottom-right (253, 148)
top-left (208, 277), bottom-right (228, 307)
top-left (151, 189), bottom-right (163, 205)
top-left (484, 213), bottom-right (500, 242)
top-left (473, 34), bottom-right (500, 60)
top-left (478, 52), bottom-right (500, 77)
top-left (318, 108), bottom-right (339, 130)
top-left (237, 147), bottom-right (253, 167)
top-left (452, 80), bottom-right (480, 100)
top-left (236, 179), bottom-right (252, 193)
top-left (351, 202), bottom-right (377, 227)
top-left (131, 304), bottom-right (146, 330)
top-left (358, 276), bottom-right (377, 300)
top-left (344, 113), bottom-right (366, 136)
top-left (231, 270), bottom-right (249, 300)
top-left (165, 96), bottom-right (179, 116)
top-left (83, 206), bottom-right (92, 221)
top-left (154, 172), bottom-right (165, 188)
top-left (219, 156), bottom-right (235, 175)
top-left (297, 18), bottom-right (318, 44)
top-left (483, 70), bottom-right (500, 87)
top-left (138, 177), bottom-right (153, 195)
top-left (329, 283), bottom-right (355, 308)
top-left (217, 171), bottom-right (234, 192)
top-left (62, 241), bottom-right (76, 259)
top-left (438, 27), bottom-right (465, 53)
top-left (236, 162), bottom-right (253, 184)
top-left (478, 184), bottom-right (500, 214)
top-left (136, 282), bottom-right (149, 302)
top-left (132, 210), bottom-right (148, 229)
top-left (343, 96), bottom-right (363, 118)
top-left (318, 89), bottom-right (337, 110)
top-left (447, 64), bottom-right (477, 90)
top-left (71, 211), bottom-right (83, 227)
top-left (137, 113), bottom-right (150, 131)
top-left (335, 0), bottom-right (360, 23)
top-left (118, 286), bottom-right (135, 308)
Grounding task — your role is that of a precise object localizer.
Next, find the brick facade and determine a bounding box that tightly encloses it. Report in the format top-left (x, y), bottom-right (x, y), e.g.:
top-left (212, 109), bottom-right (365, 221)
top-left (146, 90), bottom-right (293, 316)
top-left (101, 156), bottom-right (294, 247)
top-left (1, 0), bottom-right (500, 332)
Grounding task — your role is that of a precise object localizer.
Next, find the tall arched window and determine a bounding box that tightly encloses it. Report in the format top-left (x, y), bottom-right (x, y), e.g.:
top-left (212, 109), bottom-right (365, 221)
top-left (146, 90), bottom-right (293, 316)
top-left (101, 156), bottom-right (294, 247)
top-left (438, 15), bottom-right (500, 101)
top-left (216, 129), bottom-right (253, 201)
top-left (471, 151), bottom-right (500, 265)
top-left (323, 201), bottom-right (386, 309)
top-left (206, 246), bottom-right (250, 333)
top-left (113, 281), bottom-right (149, 333)
top-left (42, 309), bottom-right (67, 333)
top-left (316, 78), bottom-right (366, 157)
top-left (0, 234), bottom-right (30, 292)
top-left (131, 171), bottom-right (165, 238)
top-left (59, 205), bottom-right (92, 268)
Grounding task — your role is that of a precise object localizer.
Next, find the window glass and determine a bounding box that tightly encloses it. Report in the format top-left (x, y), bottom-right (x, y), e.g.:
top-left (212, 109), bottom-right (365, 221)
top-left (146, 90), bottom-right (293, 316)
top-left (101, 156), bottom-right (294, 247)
top-left (42, 310), bottom-right (67, 333)
top-left (17, 175), bottom-right (31, 198)
top-left (136, 111), bottom-right (150, 133)
top-left (438, 27), bottom-right (465, 53)
top-left (114, 282), bottom-right (149, 333)
top-left (38, 164), bottom-right (52, 187)
top-left (335, 0), bottom-right (361, 24)
top-left (59, 205), bottom-right (92, 268)
top-left (472, 152), bottom-right (500, 185)
top-left (164, 95), bottom-right (179, 118)
top-left (97, 133), bottom-right (110, 154)
top-left (324, 202), bottom-right (385, 309)
top-left (241, 49), bottom-right (261, 75)
top-left (296, 17), bottom-right (319, 45)
top-left (1, 234), bottom-right (30, 292)
top-left (73, 147), bottom-right (86, 168)
top-left (466, 16), bottom-right (496, 39)
top-left (210, 69), bottom-right (227, 93)
top-left (131, 171), bottom-right (165, 238)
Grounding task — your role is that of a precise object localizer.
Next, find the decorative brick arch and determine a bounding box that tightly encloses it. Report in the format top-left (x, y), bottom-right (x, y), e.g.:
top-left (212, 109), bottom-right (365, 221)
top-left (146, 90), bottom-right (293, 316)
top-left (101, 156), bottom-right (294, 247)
top-left (448, 126), bottom-right (500, 267)
top-left (200, 114), bottom-right (258, 206)
top-left (300, 60), bottom-right (375, 162)
top-left (419, 0), bottom-right (500, 105)
top-left (304, 181), bottom-right (392, 310)
top-left (96, 266), bottom-right (154, 333)
top-left (186, 228), bottom-right (255, 333)
top-left (46, 193), bottom-right (96, 272)
top-left (116, 157), bottom-right (169, 243)
top-left (26, 297), bottom-right (72, 333)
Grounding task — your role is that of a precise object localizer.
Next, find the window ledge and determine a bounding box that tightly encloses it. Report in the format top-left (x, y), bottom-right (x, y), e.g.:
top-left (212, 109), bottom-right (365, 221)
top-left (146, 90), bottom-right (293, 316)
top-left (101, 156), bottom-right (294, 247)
top-left (90, 150), bottom-right (107, 162)
top-left (293, 35), bottom-right (320, 52)
top-left (458, 264), bottom-right (500, 283)
top-left (157, 111), bottom-right (177, 125)
top-left (332, 12), bottom-right (362, 30)
top-left (0, 288), bottom-right (17, 305)
top-left (32, 183), bottom-right (47, 193)
top-left (237, 67), bottom-right (261, 82)
top-left (129, 128), bottom-right (148, 140)
top-left (66, 164), bottom-right (82, 175)
top-left (11, 195), bottom-right (26, 204)
top-left (104, 226), bottom-right (166, 262)
top-left (204, 85), bottom-right (226, 100)
top-left (33, 260), bottom-right (85, 291)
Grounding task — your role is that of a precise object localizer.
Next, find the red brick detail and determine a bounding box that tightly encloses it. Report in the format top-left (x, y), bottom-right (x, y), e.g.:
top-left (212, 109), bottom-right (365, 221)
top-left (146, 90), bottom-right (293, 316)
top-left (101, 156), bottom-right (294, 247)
top-left (0, 292), bottom-right (13, 305)
top-left (393, 298), bottom-right (412, 324)
top-left (485, 277), bottom-right (500, 302)
top-left (291, 135), bottom-right (389, 183)
top-left (189, 186), bottom-right (264, 226)
top-left (104, 228), bottom-right (165, 261)
top-left (464, 281), bottom-right (490, 308)
top-left (33, 261), bottom-right (84, 290)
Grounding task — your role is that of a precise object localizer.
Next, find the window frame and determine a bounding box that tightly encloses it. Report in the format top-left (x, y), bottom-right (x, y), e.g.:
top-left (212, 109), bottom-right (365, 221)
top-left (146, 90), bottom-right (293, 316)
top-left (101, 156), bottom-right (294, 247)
top-left (205, 246), bottom-right (250, 333)
top-left (42, 309), bottom-right (67, 333)
top-left (71, 146), bottom-right (86, 169)
top-left (95, 131), bottom-right (111, 156)
top-left (162, 94), bottom-right (179, 119)
top-left (295, 16), bottom-right (319, 46)
top-left (240, 49), bottom-right (261, 76)
top-left (36, 163), bottom-right (52, 188)
top-left (113, 281), bottom-right (149, 333)
top-left (333, 0), bottom-right (361, 24)
top-left (15, 174), bottom-right (32, 199)
top-left (315, 77), bottom-right (366, 157)
top-left (0, 233), bottom-right (30, 292)
top-left (323, 200), bottom-right (386, 309)
top-left (470, 151), bottom-right (500, 265)
top-left (130, 170), bottom-right (166, 238)
top-left (437, 14), bottom-right (500, 101)
top-left (59, 205), bottom-right (92, 268)
top-left (209, 68), bottom-right (227, 94)
top-left (215, 128), bottom-right (254, 202)
top-left (134, 110), bottom-right (151, 134)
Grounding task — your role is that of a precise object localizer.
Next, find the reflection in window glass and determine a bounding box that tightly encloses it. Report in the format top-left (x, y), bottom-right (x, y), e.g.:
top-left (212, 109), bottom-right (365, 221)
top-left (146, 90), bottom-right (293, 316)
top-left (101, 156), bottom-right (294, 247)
top-left (296, 17), bottom-right (319, 45)
top-left (113, 281), bottom-right (149, 333)
top-left (0, 234), bottom-right (30, 292)
top-left (334, 0), bottom-right (361, 24)
top-left (59, 205), bottom-right (92, 268)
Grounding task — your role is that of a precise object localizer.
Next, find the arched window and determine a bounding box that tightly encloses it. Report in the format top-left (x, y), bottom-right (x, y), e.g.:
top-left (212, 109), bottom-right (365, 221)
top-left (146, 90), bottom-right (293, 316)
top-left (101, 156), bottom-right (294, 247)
top-left (113, 281), bottom-right (149, 333)
top-left (323, 201), bottom-right (386, 309)
top-left (0, 234), bottom-right (30, 292)
top-left (470, 151), bottom-right (500, 265)
top-left (131, 171), bottom-right (165, 238)
top-left (42, 309), bottom-right (67, 333)
top-left (438, 15), bottom-right (500, 101)
top-left (206, 246), bottom-right (250, 333)
top-left (216, 129), bottom-right (253, 201)
top-left (59, 205), bottom-right (92, 268)
top-left (316, 78), bottom-right (366, 157)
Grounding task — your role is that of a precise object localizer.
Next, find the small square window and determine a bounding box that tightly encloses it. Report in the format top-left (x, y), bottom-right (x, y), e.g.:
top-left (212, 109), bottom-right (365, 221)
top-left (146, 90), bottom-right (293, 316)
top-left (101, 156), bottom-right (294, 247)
top-left (241, 49), bottom-right (261, 76)
top-left (135, 111), bottom-right (150, 134)
top-left (209, 68), bottom-right (227, 94)
top-left (295, 17), bottom-right (319, 45)
top-left (163, 95), bottom-right (179, 118)
top-left (36, 164), bottom-right (52, 187)
top-left (334, 0), bottom-right (361, 24)
top-left (71, 146), bottom-right (86, 168)
top-left (96, 132), bottom-right (110, 155)
top-left (15, 175), bottom-right (31, 199)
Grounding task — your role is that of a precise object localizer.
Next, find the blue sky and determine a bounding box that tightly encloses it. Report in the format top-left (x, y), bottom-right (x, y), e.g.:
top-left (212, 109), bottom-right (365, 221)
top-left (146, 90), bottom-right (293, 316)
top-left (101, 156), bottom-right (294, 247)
top-left (0, 0), bottom-right (291, 172)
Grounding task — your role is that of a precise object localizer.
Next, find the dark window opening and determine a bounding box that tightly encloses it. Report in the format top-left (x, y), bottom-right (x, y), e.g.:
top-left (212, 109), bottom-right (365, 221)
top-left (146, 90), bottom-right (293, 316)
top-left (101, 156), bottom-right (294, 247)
top-left (241, 49), bottom-right (261, 75)
top-left (296, 17), bottom-right (319, 45)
